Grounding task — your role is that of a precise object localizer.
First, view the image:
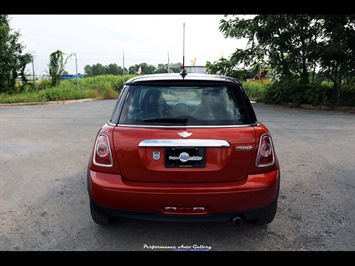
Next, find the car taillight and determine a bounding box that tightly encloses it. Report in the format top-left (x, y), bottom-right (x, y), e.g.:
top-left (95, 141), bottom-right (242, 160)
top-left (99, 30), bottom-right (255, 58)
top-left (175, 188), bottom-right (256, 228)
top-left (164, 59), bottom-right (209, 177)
top-left (256, 134), bottom-right (275, 167)
top-left (93, 133), bottom-right (113, 167)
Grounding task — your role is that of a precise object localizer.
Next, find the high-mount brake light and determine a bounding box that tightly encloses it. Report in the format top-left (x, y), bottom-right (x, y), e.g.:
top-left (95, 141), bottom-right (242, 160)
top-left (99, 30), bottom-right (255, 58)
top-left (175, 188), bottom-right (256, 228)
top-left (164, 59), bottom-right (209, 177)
top-left (93, 133), bottom-right (113, 167)
top-left (256, 134), bottom-right (275, 167)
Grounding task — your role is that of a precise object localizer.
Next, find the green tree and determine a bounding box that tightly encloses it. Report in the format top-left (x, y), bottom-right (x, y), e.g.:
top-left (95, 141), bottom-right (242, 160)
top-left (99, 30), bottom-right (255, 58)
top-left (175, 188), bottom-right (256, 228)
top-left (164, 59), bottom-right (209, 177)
top-left (211, 14), bottom-right (354, 105)
top-left (216, 15), bottom-right (321, 100)
top-left (107, 63), bottom-right (122, 75)
top-left (0, 14), bottom-right (32, 94)
top-left (48, 50), bottom-right (70, 87)
top-left (92, 63), bottom-right (107, 76)
top-left (155, 63), bottom-right (168, 74)
top-left (131, 63), bottom-right (156, 75)
top-left (316, 15), bottom-right (355, 105)
top-left (145, 63), bottom-right (157, 74)
top-left (84, 65), bottom-right (93, 77)
top-left (128, 65), bottom-right (139, 74)
top-left (206, 57), bottom-right (238, 76)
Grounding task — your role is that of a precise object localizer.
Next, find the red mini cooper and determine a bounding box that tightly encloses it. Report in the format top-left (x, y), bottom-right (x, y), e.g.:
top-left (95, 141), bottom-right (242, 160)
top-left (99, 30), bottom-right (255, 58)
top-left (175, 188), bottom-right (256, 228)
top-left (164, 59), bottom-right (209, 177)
top-left (87, 72), bottom-right (280, 226)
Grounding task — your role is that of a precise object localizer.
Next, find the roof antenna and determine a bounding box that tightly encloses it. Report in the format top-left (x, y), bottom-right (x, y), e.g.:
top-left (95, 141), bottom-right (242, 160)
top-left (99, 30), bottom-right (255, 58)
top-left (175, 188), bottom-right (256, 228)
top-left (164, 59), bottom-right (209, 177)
top-left (180, 22), bottom-right (187, 79)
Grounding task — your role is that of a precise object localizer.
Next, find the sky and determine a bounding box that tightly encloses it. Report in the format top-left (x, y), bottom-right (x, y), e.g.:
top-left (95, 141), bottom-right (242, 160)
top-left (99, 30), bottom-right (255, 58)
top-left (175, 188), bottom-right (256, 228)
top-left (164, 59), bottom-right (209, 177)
top-left (8, 14), bottom-right (255, 76)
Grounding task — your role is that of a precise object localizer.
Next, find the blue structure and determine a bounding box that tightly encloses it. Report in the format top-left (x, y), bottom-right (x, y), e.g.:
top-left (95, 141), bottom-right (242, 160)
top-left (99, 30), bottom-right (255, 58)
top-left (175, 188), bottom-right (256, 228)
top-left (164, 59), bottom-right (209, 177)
top-left (60, 74), bottom-right (83, 80)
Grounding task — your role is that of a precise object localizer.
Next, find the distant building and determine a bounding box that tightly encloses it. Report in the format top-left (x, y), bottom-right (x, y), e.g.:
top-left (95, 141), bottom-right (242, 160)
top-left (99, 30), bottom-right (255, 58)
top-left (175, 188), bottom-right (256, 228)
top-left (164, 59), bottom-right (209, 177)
top-left (60, 74), bottom-right (83, 80)
top-left (186, 66), bottom-right (206, 74)
top-left (20, 75), bottom-right (49, 83)
top-left (167, 63), bottom-right (207, 74)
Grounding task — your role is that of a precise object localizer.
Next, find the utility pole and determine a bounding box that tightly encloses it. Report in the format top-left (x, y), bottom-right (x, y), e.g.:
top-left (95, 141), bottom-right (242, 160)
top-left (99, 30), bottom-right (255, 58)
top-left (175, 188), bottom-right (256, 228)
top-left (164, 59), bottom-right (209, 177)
top-left (68, 52), bottom-right (78, 90)
top-left (167, 52), bottom-right (170, 73)
top-left (74, 53), bottom-right (78, 90)
top-left (31, 54), bottom-right (35, 90)
top-left (122, 51), bottom-right (125, 87)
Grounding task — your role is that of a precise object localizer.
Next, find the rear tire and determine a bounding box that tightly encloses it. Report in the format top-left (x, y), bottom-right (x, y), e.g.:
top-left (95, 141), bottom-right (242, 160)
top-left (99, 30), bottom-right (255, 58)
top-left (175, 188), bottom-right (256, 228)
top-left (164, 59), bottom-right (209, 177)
top-left (254, 201), bottom-right (277, 226)
top-left (90, 200), bottom-right (113, 225)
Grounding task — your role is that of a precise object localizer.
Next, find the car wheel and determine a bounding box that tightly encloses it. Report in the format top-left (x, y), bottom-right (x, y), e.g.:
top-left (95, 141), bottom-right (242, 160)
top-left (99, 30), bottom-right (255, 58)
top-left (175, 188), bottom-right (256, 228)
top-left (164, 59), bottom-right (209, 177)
top-left (90, 200), bottom-right (113, 225)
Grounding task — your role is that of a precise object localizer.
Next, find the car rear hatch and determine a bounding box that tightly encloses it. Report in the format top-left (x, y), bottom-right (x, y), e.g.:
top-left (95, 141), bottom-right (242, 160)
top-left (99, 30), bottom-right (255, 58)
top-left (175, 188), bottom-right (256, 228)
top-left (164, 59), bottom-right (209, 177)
top-left (112, 126), bottom-right (256, 183)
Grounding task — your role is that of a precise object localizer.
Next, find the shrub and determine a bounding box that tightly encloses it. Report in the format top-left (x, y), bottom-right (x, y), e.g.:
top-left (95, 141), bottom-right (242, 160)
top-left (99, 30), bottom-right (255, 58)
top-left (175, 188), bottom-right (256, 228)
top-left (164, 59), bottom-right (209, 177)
top-left (242, 81), bottom-right (267, 101)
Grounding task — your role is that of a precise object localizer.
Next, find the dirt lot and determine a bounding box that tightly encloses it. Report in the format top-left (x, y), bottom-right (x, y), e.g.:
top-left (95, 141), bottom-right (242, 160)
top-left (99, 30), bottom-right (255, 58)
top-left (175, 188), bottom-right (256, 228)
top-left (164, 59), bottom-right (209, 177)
top-left (0, 100), bottom-right (354, 252)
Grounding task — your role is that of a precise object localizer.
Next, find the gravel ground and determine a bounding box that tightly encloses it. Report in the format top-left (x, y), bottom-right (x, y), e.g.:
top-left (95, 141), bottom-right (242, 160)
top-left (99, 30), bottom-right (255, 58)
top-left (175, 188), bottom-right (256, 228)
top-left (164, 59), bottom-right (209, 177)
top-left (0, 100), bottom-right (354, 252)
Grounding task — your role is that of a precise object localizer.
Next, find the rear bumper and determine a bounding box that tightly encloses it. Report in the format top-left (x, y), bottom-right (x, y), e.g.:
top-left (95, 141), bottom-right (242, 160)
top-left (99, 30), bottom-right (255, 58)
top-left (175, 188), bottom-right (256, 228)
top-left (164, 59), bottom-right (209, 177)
top-left (87, 169), bottom-right (280, 223)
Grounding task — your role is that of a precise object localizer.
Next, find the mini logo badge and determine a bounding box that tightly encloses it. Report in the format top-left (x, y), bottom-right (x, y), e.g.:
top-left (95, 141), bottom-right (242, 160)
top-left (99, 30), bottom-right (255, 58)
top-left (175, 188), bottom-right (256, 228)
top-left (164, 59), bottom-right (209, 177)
top-left (153, 151), bottom-right (160, 160)
top-left (178, 131), bottom-right (192, 138)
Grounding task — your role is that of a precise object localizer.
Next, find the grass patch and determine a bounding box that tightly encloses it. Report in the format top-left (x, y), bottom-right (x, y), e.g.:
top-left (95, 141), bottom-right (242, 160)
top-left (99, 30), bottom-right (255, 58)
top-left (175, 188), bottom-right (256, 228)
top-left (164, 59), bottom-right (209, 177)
top-left (0, 74), bottom-right (136, 104)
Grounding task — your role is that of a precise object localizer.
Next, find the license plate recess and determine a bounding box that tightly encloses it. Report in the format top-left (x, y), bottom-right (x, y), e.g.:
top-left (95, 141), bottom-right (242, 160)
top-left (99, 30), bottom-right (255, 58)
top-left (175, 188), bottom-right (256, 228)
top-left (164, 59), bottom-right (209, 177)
top-left (164, 147), bottom-right (206, 168)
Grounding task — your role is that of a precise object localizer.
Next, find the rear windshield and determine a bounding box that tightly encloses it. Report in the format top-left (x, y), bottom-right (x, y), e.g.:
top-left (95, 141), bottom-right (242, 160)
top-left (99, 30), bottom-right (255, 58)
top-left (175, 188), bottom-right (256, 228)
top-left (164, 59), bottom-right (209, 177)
top-left (115, 85), bottom-right (253, 126)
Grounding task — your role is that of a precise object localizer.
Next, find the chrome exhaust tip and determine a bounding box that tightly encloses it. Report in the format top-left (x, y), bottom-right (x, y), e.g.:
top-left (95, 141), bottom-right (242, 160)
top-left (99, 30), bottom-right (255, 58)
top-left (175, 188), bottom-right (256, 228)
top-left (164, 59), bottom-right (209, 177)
top-left (232, 216), bottom-right (243, 226)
